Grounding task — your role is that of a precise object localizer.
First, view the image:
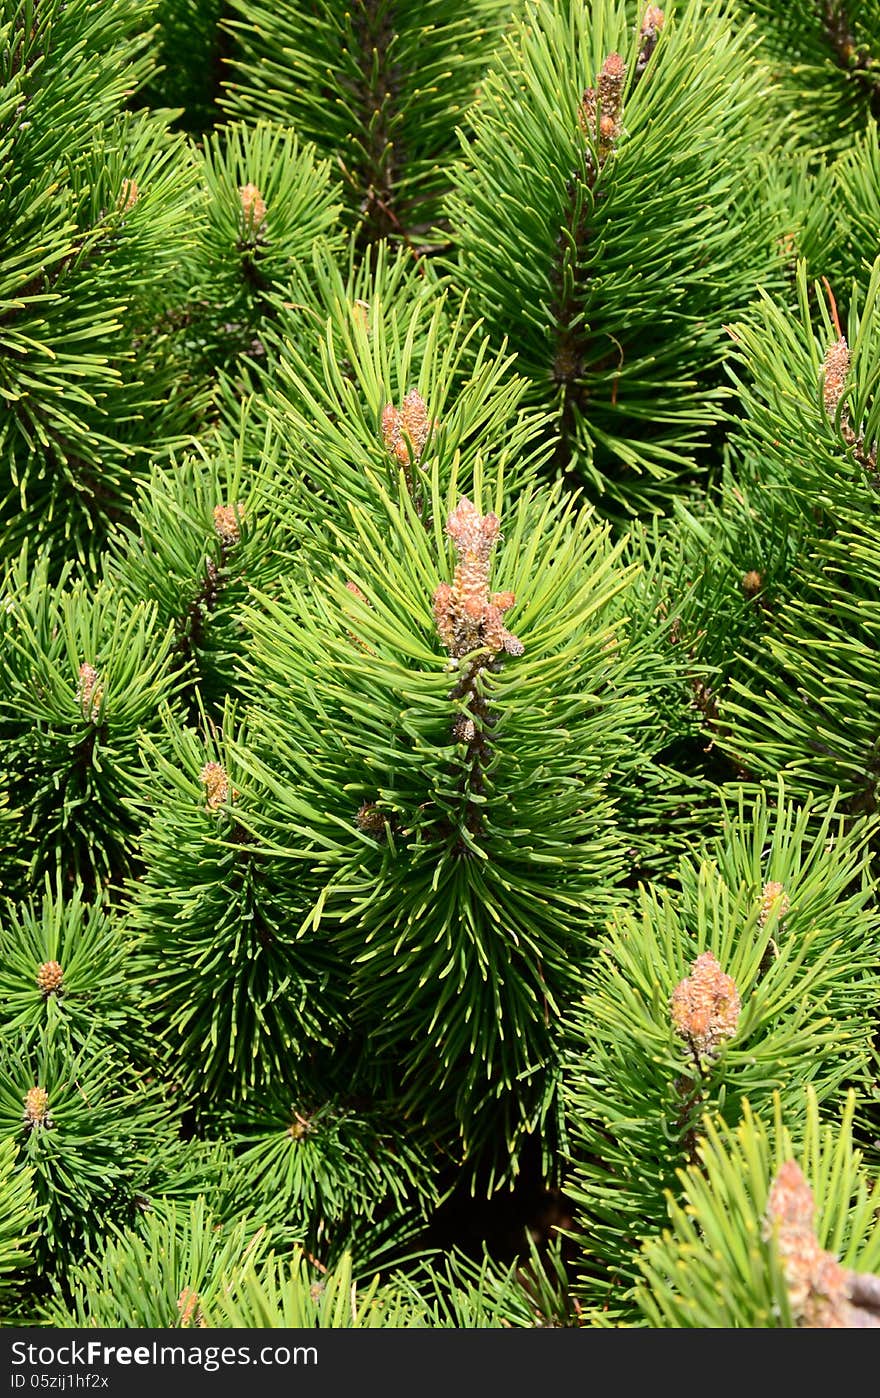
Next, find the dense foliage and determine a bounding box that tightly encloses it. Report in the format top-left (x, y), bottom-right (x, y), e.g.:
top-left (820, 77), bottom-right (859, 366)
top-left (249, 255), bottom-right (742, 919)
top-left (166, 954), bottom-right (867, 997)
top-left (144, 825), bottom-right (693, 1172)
top-left (1, 0), bottom-right (879, 1329)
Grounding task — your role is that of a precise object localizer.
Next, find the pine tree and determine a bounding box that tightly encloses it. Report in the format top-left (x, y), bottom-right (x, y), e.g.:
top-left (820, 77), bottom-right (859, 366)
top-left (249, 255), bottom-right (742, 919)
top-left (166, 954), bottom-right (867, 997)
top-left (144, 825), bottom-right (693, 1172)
top-left (0, 0), bottom-right (205, 570)
top-left (105, 420), bottom-right (288, 713)
top-left (0, 548), bottom-right (182, 896)
top-left (743, 0), bottom-right (880, 150)
top-left (220, 0), bottom-right (518, 244)
top-left (239, 464), bottom-right (663, 1170)
top-left (0, 879), bottom-right (136, 1049)
top-left (142, 0), bottom-right (228, 135)
top-left (129, 700), bottom-right (351, 1106)
top-left (0, 1137), bottom-right (40, 1311)
top-left (447, 0), bottom-right (780, 510)
top-left (635, 1088), bottom-right (880, 1327)
top-left (2, 0), bottom-right (880, 1330)
top-left (0, 1026), bottom-right (187, 1275)
top-left (41, 1199), bottom-right (272, 1328)
top-left (181, 120), bottom-right (344, 393)
top-left (680, 258), bottom-right (880, 816)
top-left (248, 240), bottom-right (550, 539)
top-left (563, 785), bottom-right (880, 1318)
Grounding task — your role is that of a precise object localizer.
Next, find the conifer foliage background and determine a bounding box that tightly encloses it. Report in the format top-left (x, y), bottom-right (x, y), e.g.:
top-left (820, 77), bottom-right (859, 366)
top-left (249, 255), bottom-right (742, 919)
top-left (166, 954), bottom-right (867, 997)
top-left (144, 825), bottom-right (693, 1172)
top-left (2, 0), bottom-right (880, 1329)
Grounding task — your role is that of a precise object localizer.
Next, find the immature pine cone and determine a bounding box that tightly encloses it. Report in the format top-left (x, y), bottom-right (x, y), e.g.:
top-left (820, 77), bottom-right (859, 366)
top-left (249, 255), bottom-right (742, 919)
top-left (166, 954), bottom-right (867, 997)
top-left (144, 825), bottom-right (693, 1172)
top-left (200, 761), bottom-right (233, 811)
top-left (581, 52), bottom-right (626, 161)
top-left (742, 569), bottom-right (763, 597)
top-left (758, 880), bottom-right (790, 927)
top-left (432, 498), bottom-right (523, 660)
top-left (177, 1288), bottom-right (207, 1329)
top-left (118, 178), bottom-right (139, 212)
top-left (764, 1160), bottom-right (880, 1327)
top-left (822, 337), bottom-right (850, 421)
top-left (641, 4), bottom-right (665, 36)
top-left (239, 182), bottom-right (267, 230)
top-left (76, 663), bottom-right (104, 722)
top-left (213, 502), bottom-right (244, 547)
top-left (356, 801), bottom-right (385, 834)
top-left (381, 389), bottom-right (434, 466)
top-left (23, 1086), bottom-right (52, 1130)
top-left (670, 951), bottom-right (740, 1059)
top-left (36, 960), bottom-right (64, 996)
